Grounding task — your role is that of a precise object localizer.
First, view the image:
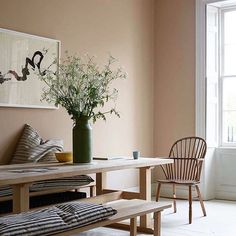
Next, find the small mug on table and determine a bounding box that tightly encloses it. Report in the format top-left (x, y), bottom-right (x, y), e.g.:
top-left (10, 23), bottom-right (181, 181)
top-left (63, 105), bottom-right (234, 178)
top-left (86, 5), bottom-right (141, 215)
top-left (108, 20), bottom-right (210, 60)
top-left (133, 151), bottom-right (140, 159)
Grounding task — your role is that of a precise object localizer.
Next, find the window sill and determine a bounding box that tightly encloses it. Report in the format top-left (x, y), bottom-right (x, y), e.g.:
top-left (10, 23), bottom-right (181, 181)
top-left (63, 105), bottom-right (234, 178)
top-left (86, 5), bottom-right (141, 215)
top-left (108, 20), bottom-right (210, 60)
top-left (216, 147), bottom-right (236, 155)
top-left (217, 146), bottom-right (236, 150)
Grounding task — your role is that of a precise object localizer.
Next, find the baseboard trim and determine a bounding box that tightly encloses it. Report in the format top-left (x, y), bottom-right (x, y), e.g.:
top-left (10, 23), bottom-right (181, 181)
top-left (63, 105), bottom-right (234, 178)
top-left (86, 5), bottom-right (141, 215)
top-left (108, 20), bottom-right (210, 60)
top-left (215, 191), bottom-right (236, 201)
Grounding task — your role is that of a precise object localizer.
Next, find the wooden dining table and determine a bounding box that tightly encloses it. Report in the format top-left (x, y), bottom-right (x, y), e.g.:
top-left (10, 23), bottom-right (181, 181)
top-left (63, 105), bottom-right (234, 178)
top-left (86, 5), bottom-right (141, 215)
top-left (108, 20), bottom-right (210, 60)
top-left (0, 157), bottom-right (173, 234)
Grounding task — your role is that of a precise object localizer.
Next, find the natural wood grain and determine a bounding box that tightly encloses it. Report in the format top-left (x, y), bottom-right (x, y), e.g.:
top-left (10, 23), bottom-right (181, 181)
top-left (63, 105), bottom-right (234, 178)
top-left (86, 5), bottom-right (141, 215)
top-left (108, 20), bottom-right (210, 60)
top-left (0, 182), bottom-right (96, 202)
top-left (140, 167), bottom-right (152, 228)
top-left (79, 191), bottom-right (123, 204)
top-left (102, 189), bottom-right (140, 199)
top-left (196, 185), bottom-right (207, 216)
top-left (12, 183), bottom-right (30, 213)
top-left (0, 158), bottom-right (173, 186)
top-left (173, 184), bottom-right (177, 213)
top-left (7, 192), bottom-right (123, 215)
top-left (53, 199), bottom-right (171, 236)
top-left (130, 217), bottom-right (137, 236)
top-left (90, 184), bottom-right (96, 197)
top-left (156, 137), bottom-right (207, 224)
top-left (96, 172), bottom-right (106, 195)
top-left (189, 185), bottom-right (192, 224)
top-left (154, 211), bottom-right (161, 236)
top-left (156, 183), bottom-right (161, 202)
top-left (0, 157), bottom-right (173, 232)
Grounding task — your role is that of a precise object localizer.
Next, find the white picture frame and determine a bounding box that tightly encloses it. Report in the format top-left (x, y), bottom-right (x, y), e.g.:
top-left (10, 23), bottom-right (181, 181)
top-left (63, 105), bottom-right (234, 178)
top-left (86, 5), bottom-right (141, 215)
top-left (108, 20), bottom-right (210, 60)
top-left (0, 28), bottom-right (60, 109)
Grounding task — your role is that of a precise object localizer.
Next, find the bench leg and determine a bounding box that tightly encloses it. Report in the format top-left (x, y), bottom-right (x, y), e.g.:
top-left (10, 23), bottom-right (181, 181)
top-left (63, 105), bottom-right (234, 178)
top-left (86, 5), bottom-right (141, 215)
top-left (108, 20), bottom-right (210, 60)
top-left (130, 217), bottom-right (137, 236)
top-left (12, 183), bottom-right (30, 213)
top-left (96, 172), bottom-right (106, 195)
top-left (90, 185), bottom-right (96, 197)
top-left (154, 211), bottom-right (161, 236)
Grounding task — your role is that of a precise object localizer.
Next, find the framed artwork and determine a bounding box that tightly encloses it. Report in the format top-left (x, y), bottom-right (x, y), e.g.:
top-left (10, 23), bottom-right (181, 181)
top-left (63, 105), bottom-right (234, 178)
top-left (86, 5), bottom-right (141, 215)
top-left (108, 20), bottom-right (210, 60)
top-left (0, 28), bottom-right (60, 109)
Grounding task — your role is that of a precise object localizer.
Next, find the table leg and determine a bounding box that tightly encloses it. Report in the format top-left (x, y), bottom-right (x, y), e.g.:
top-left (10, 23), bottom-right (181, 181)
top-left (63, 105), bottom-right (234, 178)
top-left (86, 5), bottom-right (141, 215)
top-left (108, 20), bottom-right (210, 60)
top-left (139, 167), bottom-right (152, 228)
top-left (12, 183), bottom-right (30, 213)
top-left (130, 217), bottom-right (137, 236)
top-left (154, 211), bottom-right (161, 236)
top-left (96, 172), bottom-right (107, 195)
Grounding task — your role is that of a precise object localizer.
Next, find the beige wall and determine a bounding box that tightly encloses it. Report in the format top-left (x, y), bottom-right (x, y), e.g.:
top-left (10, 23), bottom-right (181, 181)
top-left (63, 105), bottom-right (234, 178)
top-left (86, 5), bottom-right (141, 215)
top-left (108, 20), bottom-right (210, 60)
top-left (0, 0), bottom-right (197, 188)
top-left (0, 0), bottom-right (155, 188)
top-left (154, 0), bottom-right (196, 159)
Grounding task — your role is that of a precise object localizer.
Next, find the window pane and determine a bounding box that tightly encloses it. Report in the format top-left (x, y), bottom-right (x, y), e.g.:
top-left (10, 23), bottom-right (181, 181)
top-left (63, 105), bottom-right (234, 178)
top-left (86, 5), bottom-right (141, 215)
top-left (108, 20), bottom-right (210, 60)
top-left (223, 10), bottom-right (236, 75)
top-left (222, 77), bottom-right (236, 143)
top-left (224, 10), bottom-right (236, 45)
top-left (222, 111), bottom-right (236, 143)
top-left (224, 45), bottom-right (236, 75)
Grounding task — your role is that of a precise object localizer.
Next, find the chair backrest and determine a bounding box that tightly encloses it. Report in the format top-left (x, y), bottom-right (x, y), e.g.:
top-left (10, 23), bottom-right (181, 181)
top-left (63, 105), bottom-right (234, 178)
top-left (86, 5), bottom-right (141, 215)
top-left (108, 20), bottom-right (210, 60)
top-left (162, 137), bottom-right (207, 181)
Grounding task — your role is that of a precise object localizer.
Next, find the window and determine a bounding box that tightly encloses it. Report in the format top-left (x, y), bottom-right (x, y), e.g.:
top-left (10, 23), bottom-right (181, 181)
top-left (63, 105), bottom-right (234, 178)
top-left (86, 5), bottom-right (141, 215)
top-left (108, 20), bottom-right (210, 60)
top-left (221, 9), bottom-right (236, 145)
top-left (207, 4), bottom-right (236, 147)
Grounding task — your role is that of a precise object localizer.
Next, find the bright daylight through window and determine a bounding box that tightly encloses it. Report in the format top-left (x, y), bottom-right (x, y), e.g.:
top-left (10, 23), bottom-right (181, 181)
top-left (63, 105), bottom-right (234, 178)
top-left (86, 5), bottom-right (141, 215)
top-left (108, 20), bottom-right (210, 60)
top-left (222, 9), bottom-right (236, 144)
top-left (207, 3), bottom-right (236, 146)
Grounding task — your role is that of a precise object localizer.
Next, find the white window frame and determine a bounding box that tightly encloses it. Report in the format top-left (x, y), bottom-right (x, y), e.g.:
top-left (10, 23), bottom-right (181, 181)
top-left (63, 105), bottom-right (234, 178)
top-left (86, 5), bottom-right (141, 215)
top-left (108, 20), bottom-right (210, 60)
top-left (196, 0), bottom-right (236, 201)
top-left (219, 6), bottom-right (236, 147)
top-left (196, 0), bottom-right (236, 147)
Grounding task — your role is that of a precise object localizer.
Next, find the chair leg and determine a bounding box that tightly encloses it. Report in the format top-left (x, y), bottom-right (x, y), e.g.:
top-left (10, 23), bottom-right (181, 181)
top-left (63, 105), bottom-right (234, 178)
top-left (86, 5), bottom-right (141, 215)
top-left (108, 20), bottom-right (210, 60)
top-left (156, 183), bottom-right (161, 202)
top-left (195, 185), bottom-right (207, 216)
top-left (172, 184), bottom-right (177, 213)
top-left (188, 185), bottom-right (192, 224)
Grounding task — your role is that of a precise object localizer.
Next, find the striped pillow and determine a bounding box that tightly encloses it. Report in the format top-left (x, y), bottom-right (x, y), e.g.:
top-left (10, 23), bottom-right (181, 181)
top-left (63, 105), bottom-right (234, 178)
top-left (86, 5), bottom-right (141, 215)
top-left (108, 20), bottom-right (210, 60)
top-left (0, 175), bottom-right (94, 197)
top-left (0, 202), bottom-right (117, 236)
top-left (11, 124), bottom-right (63, 164)
top-left (0, 207), bottom-right (68, 236)
top-left (30, 175), bottom-right (94, 192)
top-left (56, 201), bottom-right (117, 228)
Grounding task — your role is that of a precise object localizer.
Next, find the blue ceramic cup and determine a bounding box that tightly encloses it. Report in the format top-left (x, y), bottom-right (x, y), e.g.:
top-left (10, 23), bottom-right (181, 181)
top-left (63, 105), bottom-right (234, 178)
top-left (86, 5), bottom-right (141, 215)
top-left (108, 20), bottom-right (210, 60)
top-left (133, 151), bottom-right (140, 159)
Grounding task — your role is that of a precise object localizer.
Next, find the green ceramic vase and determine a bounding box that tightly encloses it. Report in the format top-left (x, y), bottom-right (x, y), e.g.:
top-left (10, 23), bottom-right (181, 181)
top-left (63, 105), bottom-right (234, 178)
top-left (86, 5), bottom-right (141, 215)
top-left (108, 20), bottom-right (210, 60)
top-left (73, 116), bottom-right (92, 163)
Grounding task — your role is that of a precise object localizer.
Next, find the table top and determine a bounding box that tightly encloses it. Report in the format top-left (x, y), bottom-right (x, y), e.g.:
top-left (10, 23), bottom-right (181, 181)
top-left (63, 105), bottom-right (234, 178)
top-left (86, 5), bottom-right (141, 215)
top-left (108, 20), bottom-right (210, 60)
top-left (0, 157), bottom-right (173, 186)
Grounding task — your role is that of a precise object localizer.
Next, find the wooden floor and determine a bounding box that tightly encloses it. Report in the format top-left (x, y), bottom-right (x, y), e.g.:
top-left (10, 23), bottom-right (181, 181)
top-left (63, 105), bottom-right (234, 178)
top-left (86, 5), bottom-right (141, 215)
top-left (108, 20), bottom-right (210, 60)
top-left (77, 199), bottom-right (236, 236)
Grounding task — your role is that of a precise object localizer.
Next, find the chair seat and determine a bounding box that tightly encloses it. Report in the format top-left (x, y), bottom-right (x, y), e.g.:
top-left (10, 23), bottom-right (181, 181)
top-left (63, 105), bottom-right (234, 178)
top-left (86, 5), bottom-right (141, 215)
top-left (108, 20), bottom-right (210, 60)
top-left (157, 179), bottom-right (200, 185)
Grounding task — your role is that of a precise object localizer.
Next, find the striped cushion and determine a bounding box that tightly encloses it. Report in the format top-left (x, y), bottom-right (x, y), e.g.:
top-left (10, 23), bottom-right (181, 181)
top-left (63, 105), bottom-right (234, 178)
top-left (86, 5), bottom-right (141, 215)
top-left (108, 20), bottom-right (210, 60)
top-left (56, 202), bottom-right (117, 228)
top-left (0, 175), bottom-right (94, 197)
top-left (0, 207), bottom-right (68, 236)
top-left (30, 175), bottom-right (94, 191)
top-left (11, 124), bottom-right (63, 164)
top-left (0, 202), bottom-right (117, 236)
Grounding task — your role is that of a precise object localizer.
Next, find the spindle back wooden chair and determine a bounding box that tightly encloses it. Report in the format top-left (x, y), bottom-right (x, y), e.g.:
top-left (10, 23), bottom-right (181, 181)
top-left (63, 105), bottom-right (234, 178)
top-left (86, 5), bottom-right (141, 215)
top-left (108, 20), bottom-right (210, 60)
top-left (156, 136), bottom-right (207, 224)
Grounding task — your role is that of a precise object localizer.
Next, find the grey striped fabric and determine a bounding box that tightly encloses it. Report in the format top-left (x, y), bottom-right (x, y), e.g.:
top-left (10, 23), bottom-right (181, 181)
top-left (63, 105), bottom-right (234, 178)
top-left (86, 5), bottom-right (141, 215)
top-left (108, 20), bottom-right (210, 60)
top-left (0, 207), bottom-right (68, 236)
top-left (0, 202), bottom-right (117, 236)
top-left (56, 201), bottom-right (117, 227)
top-left (0, 175), bottom-right (94, 197)
top-left (11, 124), bottom-right (63, 164)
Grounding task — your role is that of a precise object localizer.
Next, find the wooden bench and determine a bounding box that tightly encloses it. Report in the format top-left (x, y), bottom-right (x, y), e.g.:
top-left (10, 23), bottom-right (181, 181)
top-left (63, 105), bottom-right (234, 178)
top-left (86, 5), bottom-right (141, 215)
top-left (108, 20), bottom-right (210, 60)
top-left (53, 199), bottom-right (171, 236)
top-left (0, 190), bottom-right (171, 236)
